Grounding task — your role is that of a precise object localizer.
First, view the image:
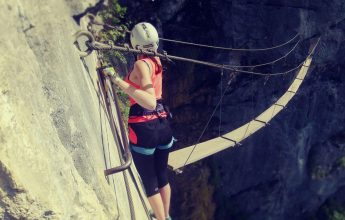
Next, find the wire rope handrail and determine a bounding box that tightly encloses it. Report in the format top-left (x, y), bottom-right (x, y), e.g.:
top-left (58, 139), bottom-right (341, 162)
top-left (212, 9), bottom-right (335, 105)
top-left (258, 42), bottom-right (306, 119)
top-left (224, 38), bottom-right (301, 68)
top-left (159, 33), bottom-right (300, 51)
top-left (73, 30), bottom-right (319, 77)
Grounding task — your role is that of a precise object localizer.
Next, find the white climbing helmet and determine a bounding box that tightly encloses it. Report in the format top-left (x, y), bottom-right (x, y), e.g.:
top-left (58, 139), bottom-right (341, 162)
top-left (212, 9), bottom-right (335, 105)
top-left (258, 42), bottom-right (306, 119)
top-left (130, 22), bottom-right (159, 51)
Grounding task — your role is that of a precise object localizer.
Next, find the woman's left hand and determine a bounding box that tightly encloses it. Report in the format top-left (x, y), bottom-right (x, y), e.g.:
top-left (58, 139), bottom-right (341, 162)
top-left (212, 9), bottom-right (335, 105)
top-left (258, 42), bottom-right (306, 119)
top-left (103, 67), bottom-right (119, 79)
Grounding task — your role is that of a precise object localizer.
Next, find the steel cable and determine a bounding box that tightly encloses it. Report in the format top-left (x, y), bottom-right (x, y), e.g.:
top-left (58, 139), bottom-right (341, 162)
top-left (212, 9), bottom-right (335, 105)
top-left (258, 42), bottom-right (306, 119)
top-left (182, 72), bottom-right (236, 168)
top-left (160, 33), bottom-right (300, 51)
top-left (88, 38), bottom-right (318, 77)
top-left (224, 38), bottom-right (301, 68)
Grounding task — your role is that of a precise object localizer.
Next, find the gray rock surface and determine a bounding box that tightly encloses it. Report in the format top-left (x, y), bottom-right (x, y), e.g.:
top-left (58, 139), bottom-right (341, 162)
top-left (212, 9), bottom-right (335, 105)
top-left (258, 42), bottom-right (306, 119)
top-left (0, 0), bottom-right (149, 219)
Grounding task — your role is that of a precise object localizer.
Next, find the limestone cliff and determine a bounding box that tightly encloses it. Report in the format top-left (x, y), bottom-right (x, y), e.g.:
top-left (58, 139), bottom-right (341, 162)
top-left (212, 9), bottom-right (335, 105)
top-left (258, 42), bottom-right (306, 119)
top-left (0, 1), bottom-right (149, 219)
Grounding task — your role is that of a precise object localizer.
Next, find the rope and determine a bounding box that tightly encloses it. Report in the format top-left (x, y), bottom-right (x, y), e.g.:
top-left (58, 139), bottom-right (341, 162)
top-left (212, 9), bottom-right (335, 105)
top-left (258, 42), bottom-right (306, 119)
top-left (231, 37), bottom-right (320, 76)
top-left (224, 38), bottom-right (301, 68)
top-left (160, 33), bottom-right (300, 51)
top-left (127, 167), bottom-right (152, 218)
top-left (240, 78), bottom-right (255, 142)
top-left (218, 67), bottom-right (224, 136)
top-left (182, 72), bottom-right (236, 168)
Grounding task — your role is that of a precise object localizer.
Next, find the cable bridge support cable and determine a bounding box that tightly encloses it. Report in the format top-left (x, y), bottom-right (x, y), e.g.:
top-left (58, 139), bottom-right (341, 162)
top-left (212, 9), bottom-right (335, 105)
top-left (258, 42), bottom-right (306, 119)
top-left (160, 32), bottom-right (300, 51)
top-left (73, 30), bottom-right (319, 77)
top-left (223, 38), bottom-right (301, 68)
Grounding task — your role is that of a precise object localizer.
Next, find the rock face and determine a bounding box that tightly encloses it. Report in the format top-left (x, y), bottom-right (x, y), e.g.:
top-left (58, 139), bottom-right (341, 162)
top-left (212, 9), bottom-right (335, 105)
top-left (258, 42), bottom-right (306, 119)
top-left (121, 0), bottom-right (345, 219)
top-left (0, 1), bottom-right (148, 219)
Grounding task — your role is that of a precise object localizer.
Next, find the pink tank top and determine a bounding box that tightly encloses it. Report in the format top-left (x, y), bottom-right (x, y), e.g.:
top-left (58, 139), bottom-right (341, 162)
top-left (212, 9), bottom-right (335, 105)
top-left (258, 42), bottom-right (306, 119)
top-left (125, 57), bottom-right (163, 106)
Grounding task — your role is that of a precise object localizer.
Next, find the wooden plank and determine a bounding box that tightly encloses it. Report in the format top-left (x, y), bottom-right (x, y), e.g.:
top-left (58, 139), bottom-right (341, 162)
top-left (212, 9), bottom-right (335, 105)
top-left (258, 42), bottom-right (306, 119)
top-left (255, 104), bottom-right (284, 123)
top-left (168, 137), bottom-right (235, 170)
top-left (287, 78), bottom-right (303, 93)
top-left (222, 120), bottom-right (266, 143)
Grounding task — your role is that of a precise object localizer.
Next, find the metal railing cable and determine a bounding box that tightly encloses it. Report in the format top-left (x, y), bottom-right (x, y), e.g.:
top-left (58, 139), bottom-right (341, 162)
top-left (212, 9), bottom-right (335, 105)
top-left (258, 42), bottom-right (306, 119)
top-left (73, 30), bottom-right (319, 77)
top-left (182, 72), bottom-right (236, 168)
top-left (159, 33), bottom-right (300, 51)
top-left (75, 31), bottom-right (318, 76)
top-left (224, 38), bottom-right (301, 68)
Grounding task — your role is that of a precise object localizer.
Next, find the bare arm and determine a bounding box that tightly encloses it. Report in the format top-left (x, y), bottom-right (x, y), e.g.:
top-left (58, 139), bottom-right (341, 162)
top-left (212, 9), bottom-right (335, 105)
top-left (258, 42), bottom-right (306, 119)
top-left (111, 61), bottom-right (157, 110)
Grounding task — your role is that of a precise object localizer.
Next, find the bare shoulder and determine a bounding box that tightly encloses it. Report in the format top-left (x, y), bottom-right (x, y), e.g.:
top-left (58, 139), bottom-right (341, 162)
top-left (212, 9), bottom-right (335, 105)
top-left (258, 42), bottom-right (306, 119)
top-left (133, 60), bottom-right (151, 78)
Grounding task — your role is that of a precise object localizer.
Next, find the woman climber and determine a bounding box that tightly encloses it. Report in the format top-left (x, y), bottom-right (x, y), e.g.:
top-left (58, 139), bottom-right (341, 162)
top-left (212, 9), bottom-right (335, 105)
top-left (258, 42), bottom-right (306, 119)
top-left (103, 22), bottom-right (174, 220)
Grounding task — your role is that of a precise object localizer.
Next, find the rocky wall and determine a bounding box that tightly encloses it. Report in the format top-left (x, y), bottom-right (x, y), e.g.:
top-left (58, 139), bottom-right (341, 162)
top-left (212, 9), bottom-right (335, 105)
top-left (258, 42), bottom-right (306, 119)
top-left (0, 0), bottom-right (148, 219)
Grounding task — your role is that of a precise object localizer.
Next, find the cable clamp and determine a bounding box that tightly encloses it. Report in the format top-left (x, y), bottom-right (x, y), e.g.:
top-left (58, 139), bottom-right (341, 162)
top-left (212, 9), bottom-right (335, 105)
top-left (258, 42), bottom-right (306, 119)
top-left (123, 43), bottom-right (130, 52)
top-left (163, 50), bottom-right (172, 62)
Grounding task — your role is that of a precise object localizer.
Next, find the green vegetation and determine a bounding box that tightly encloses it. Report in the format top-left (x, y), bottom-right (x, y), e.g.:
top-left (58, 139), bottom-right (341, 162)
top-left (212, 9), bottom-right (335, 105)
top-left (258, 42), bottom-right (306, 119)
top-left (97, 1), bottom-right (129, 65)
top-left (97, 1), bottom-right (130, 120)
top-left (116, 89), bottom-right (129, 125)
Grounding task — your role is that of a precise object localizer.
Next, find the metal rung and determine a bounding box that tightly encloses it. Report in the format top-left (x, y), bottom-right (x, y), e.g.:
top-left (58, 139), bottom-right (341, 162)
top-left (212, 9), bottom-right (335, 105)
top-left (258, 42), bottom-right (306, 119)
top-left (287, 90), bottom-right (296, 94)
top-left (175, 168), bottom-right (183, 174)
top-left (168, 165), bottom-right (183, 174)
top-left (295, 77), bottom-right (303, 81)
top-left (254, 119), bottom-right (268, 125)
top-left (274, 103), bottom-right (285, 108)
top-left (220, 136), bottom-right (237, 144)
